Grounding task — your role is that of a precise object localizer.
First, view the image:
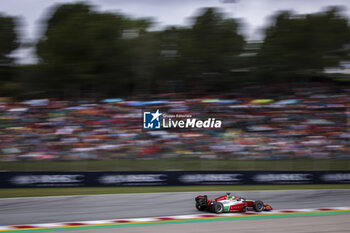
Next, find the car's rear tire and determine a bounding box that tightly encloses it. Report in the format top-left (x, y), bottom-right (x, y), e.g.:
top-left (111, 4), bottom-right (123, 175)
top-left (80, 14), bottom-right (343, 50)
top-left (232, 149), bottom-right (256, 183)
top-left (253, 200), bottom-right (264, 212)
top-left (195, 196), bottom-right (207, 211)
top-left (214, 202), bottom-right (224, 214)
top-left (196, 203), bottom-right (203, 211)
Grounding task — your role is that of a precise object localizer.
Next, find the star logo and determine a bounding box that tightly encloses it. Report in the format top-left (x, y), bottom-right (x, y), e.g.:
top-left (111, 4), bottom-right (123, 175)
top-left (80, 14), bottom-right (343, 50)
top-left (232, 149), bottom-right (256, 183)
top-left (143, 109), bottom-right (162, 129)
top-left (150, 109), bottom-right (162, 122)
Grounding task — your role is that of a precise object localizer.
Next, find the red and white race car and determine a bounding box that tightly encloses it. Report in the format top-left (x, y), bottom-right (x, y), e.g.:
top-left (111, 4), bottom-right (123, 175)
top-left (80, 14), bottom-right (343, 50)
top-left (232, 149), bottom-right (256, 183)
top-left (195, 193), bottom-right (273, 213)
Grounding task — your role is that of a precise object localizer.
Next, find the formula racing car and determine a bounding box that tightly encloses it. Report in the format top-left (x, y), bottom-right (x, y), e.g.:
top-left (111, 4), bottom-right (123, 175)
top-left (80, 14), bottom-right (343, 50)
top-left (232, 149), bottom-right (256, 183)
top-left (195, 193), bottom-right (273, 213)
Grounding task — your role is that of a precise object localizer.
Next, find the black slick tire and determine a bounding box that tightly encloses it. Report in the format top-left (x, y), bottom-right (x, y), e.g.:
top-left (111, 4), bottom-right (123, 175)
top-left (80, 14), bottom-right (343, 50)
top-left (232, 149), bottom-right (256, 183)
top-left (214, 202), bottom-right (224, 214)
top-left (253, 200), bottom-right (264, 212)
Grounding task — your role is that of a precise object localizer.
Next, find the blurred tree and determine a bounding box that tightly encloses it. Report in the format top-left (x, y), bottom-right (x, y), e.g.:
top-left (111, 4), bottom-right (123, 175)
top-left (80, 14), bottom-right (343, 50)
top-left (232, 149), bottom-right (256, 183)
top-left (123, 20), bottom-right (158, 95)
top-left (154, 27), bottom-right (188, 92)
top-left (0, 14), bottom-right (18, 65)
top-left (0, 14), bottom-right (19, 96)
top-left (155, 8), bottom-right (245, 93)
top-left (185, 8), bottom-right (245, 91)
top-left (36, 3), bottom-right (152, 98)
top-left (257, 7), bottom-right (350, 80)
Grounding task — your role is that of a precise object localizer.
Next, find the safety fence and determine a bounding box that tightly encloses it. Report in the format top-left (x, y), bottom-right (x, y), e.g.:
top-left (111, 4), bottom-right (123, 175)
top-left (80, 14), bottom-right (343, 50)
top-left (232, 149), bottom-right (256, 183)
top-left (1, 171), bottom-right (350, 188)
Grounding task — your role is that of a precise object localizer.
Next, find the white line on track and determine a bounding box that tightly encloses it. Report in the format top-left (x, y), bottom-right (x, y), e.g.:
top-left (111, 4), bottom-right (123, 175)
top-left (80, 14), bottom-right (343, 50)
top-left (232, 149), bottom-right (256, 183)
top-left (0, 206), bottom-right (349, 231)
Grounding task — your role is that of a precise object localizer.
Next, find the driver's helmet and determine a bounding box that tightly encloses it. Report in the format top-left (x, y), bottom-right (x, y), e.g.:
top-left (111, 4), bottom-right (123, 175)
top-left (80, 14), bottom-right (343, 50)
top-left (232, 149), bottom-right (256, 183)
top-left (226, 193), bottom-right (235, 200)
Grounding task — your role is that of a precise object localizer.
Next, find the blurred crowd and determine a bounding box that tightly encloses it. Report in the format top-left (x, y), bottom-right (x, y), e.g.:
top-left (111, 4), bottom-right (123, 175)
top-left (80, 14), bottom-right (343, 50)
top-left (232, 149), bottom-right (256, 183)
top-left (0, 83), bottom-right (349, 161)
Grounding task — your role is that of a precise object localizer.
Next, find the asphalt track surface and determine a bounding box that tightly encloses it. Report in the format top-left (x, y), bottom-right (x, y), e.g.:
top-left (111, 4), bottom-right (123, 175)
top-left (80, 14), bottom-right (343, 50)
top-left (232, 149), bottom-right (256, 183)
top-left (43, 215), bottom-right (350, 233)
top-left (1, 189), bottom-right (349, 226)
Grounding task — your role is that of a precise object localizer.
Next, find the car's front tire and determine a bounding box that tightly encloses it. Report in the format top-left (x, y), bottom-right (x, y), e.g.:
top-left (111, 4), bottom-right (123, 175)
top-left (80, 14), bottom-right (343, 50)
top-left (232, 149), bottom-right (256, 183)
top-left (253, 200), bottom-right (264, 212)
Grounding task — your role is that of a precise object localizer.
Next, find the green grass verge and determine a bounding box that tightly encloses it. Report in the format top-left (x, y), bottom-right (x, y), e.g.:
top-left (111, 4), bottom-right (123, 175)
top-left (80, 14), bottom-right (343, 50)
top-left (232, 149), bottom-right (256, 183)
top-left (1, 159), bottom-right (350, 171)
top-left (1, 184), bottom-right (350, 198)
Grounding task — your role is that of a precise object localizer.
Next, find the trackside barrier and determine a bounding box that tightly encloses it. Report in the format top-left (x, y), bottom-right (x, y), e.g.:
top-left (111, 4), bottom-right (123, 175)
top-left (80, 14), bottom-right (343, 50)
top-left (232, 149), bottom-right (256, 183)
top-left (0, 171), bottom-right (350, 188)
